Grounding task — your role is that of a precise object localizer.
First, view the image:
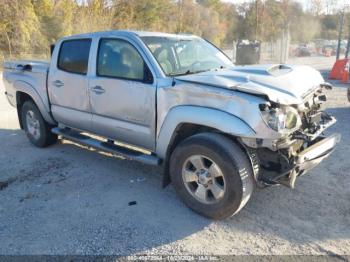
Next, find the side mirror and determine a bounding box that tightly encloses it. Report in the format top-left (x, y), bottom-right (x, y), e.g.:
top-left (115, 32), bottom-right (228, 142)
top-left (50, 44), bottom-right (55, 56)
top-left (143, 64), bottom-right (154, 84)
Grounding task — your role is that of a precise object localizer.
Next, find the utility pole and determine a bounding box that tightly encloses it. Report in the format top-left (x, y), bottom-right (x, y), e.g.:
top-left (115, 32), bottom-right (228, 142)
top-left (255, 0), bottom-right (258, 40)
top-left (336, 12), bottom-right (344, 60)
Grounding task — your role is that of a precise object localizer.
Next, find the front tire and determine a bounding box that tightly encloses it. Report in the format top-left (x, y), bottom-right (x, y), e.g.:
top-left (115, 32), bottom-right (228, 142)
top-left (21, 100), bottom-right (57, 147)
top-left (170, 133), bottom-right (254, 220)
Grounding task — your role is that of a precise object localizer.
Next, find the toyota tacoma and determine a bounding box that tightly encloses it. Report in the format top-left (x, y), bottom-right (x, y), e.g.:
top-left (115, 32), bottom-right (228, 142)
top-left (2, 31), bottom-right (340, 219)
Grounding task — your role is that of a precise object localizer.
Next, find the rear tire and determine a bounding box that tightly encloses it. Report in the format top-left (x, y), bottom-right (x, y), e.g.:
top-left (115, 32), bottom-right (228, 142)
top-left (21, 100), bottom-right (57, 147)
top-left (170, 132), bottom-right (254, 220)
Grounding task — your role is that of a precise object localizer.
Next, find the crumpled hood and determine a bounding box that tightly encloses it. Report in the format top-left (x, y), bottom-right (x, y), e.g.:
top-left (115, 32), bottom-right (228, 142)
top-left (175, 64), bottom-right (325, 105)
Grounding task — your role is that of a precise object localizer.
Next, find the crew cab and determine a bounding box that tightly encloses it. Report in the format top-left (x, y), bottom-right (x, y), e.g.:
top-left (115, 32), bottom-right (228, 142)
top-left (2, 31), bottom-right (340, 219)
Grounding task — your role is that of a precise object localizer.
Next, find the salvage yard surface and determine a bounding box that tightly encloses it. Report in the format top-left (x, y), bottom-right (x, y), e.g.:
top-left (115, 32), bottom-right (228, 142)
top-left (0, 56), bottom-right (349, 256)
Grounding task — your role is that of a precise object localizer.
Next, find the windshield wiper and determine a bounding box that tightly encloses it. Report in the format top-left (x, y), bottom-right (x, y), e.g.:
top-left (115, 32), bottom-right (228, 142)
top-left (169, 69), bottom-right (211, 77)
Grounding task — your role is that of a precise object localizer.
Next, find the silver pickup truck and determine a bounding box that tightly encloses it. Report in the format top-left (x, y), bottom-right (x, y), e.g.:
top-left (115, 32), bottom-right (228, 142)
top-left (2, 31), bottom-right (340, 219)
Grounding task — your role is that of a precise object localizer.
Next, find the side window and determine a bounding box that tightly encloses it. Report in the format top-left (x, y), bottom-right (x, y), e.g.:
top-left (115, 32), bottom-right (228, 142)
top-left (58, 39), bottom-right (91, 74)
top-left (97, 38), bottom-right (149, 81)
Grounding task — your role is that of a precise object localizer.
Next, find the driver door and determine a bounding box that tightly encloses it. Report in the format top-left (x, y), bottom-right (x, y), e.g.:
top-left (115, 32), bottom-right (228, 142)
top-left (88, 38), bottom-right (156, 150)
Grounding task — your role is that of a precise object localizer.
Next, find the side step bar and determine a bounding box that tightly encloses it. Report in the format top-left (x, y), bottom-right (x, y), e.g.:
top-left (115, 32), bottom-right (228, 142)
top-left (51, 127), bottom-right (161, 166)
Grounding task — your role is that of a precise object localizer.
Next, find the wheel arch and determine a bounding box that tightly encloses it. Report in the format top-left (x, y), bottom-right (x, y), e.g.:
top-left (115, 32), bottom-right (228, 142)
top-left (156, 106), bottom-right (256, 159)
top-left (156, 106), bottom-right (256, 187)
top-left (14, 81), bottom-right (56, 127)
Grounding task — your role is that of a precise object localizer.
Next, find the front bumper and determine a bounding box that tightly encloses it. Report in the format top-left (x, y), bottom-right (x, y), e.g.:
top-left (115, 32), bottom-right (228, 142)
top-left (256, 131), bottom-right (341, 188)
top-left (296, 133), bottom-right (341, 171)
top-left (278, 133), bottom-right (341, 188)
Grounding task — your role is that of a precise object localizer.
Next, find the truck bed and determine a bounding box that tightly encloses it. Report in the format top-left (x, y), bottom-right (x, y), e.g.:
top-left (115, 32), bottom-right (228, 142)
top-left (4, 60), bottom-right (50, 72)
top-left (2, 60), bottom-right (51, 115)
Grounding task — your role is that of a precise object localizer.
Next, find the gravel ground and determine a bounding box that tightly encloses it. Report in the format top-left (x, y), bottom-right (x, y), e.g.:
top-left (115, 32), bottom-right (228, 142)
top-left (0, 57), bottom-right (349, 256)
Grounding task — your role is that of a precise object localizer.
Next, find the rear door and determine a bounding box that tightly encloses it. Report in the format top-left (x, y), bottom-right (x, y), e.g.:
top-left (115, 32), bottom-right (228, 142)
top-left (48, 38), bottom-right (92, 131)
top-left (88, 37), bottom-right (156, 150)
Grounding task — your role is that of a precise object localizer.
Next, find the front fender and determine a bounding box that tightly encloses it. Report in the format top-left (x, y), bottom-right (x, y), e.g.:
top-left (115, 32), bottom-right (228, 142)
top-left (156, 106), bottom-right (256, 158)
top-left (14, 80), bottom-right (56, 125)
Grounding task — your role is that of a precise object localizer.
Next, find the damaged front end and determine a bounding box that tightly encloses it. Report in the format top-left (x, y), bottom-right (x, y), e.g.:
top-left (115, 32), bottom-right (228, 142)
top-left (242, 84), bottom-right (341, 188)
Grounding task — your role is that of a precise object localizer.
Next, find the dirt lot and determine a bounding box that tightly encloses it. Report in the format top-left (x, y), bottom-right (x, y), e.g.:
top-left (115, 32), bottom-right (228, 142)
top-left (0, 57), bottom-right (349, 256)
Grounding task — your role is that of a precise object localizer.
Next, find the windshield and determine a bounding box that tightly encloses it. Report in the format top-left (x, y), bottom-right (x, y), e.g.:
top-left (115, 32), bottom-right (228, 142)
top-left (141, 36), bottom-right (233, 76)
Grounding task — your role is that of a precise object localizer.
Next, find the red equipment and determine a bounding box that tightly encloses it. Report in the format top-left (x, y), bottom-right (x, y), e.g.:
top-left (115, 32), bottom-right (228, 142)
top-left (329, 58), bottom-right (349, 80)
top-left (342, 60), bottom-right (349, 84)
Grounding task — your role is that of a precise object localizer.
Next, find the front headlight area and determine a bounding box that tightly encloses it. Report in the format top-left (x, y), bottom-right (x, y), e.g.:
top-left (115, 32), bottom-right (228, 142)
top-left (259, 104), bottom-right (301, 134)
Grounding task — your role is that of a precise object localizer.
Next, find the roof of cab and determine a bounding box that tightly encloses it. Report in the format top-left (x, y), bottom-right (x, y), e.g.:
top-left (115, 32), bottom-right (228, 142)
top-left (60, 30), bottom-right (198, 41)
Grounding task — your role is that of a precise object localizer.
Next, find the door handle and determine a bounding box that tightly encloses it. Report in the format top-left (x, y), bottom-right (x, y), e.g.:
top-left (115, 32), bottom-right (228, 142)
top-left (91, 85), bottom-right (105, 94)
top-left (53, 80), bottom-right (64, 88)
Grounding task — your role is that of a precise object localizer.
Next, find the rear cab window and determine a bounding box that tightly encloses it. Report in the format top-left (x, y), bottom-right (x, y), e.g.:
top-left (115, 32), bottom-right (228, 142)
top-left (58, 39), bottom-right (92, 75)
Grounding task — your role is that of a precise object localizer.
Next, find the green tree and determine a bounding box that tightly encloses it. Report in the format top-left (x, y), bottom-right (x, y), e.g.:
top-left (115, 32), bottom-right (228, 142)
top-left (320, 14), bottom-right (340, 39)
top-left (0, 0), bottom-right (348, 59)
top-left (0, 0), bottom-right (43, 55)
top-left (175, 0), bottom-right (201, 34)
top-left (82, 0), bottom-right (113, 32)
top-left (112, 0), bottom-right (138, 29)
top-left (112, 0), bottom-right (174, 31)
top-left (0, 0), bottom-right (14, 55)
top-left (32, 0), bottom-right (56, 52)
top-left (53, 0), bottom-right (74, 38)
